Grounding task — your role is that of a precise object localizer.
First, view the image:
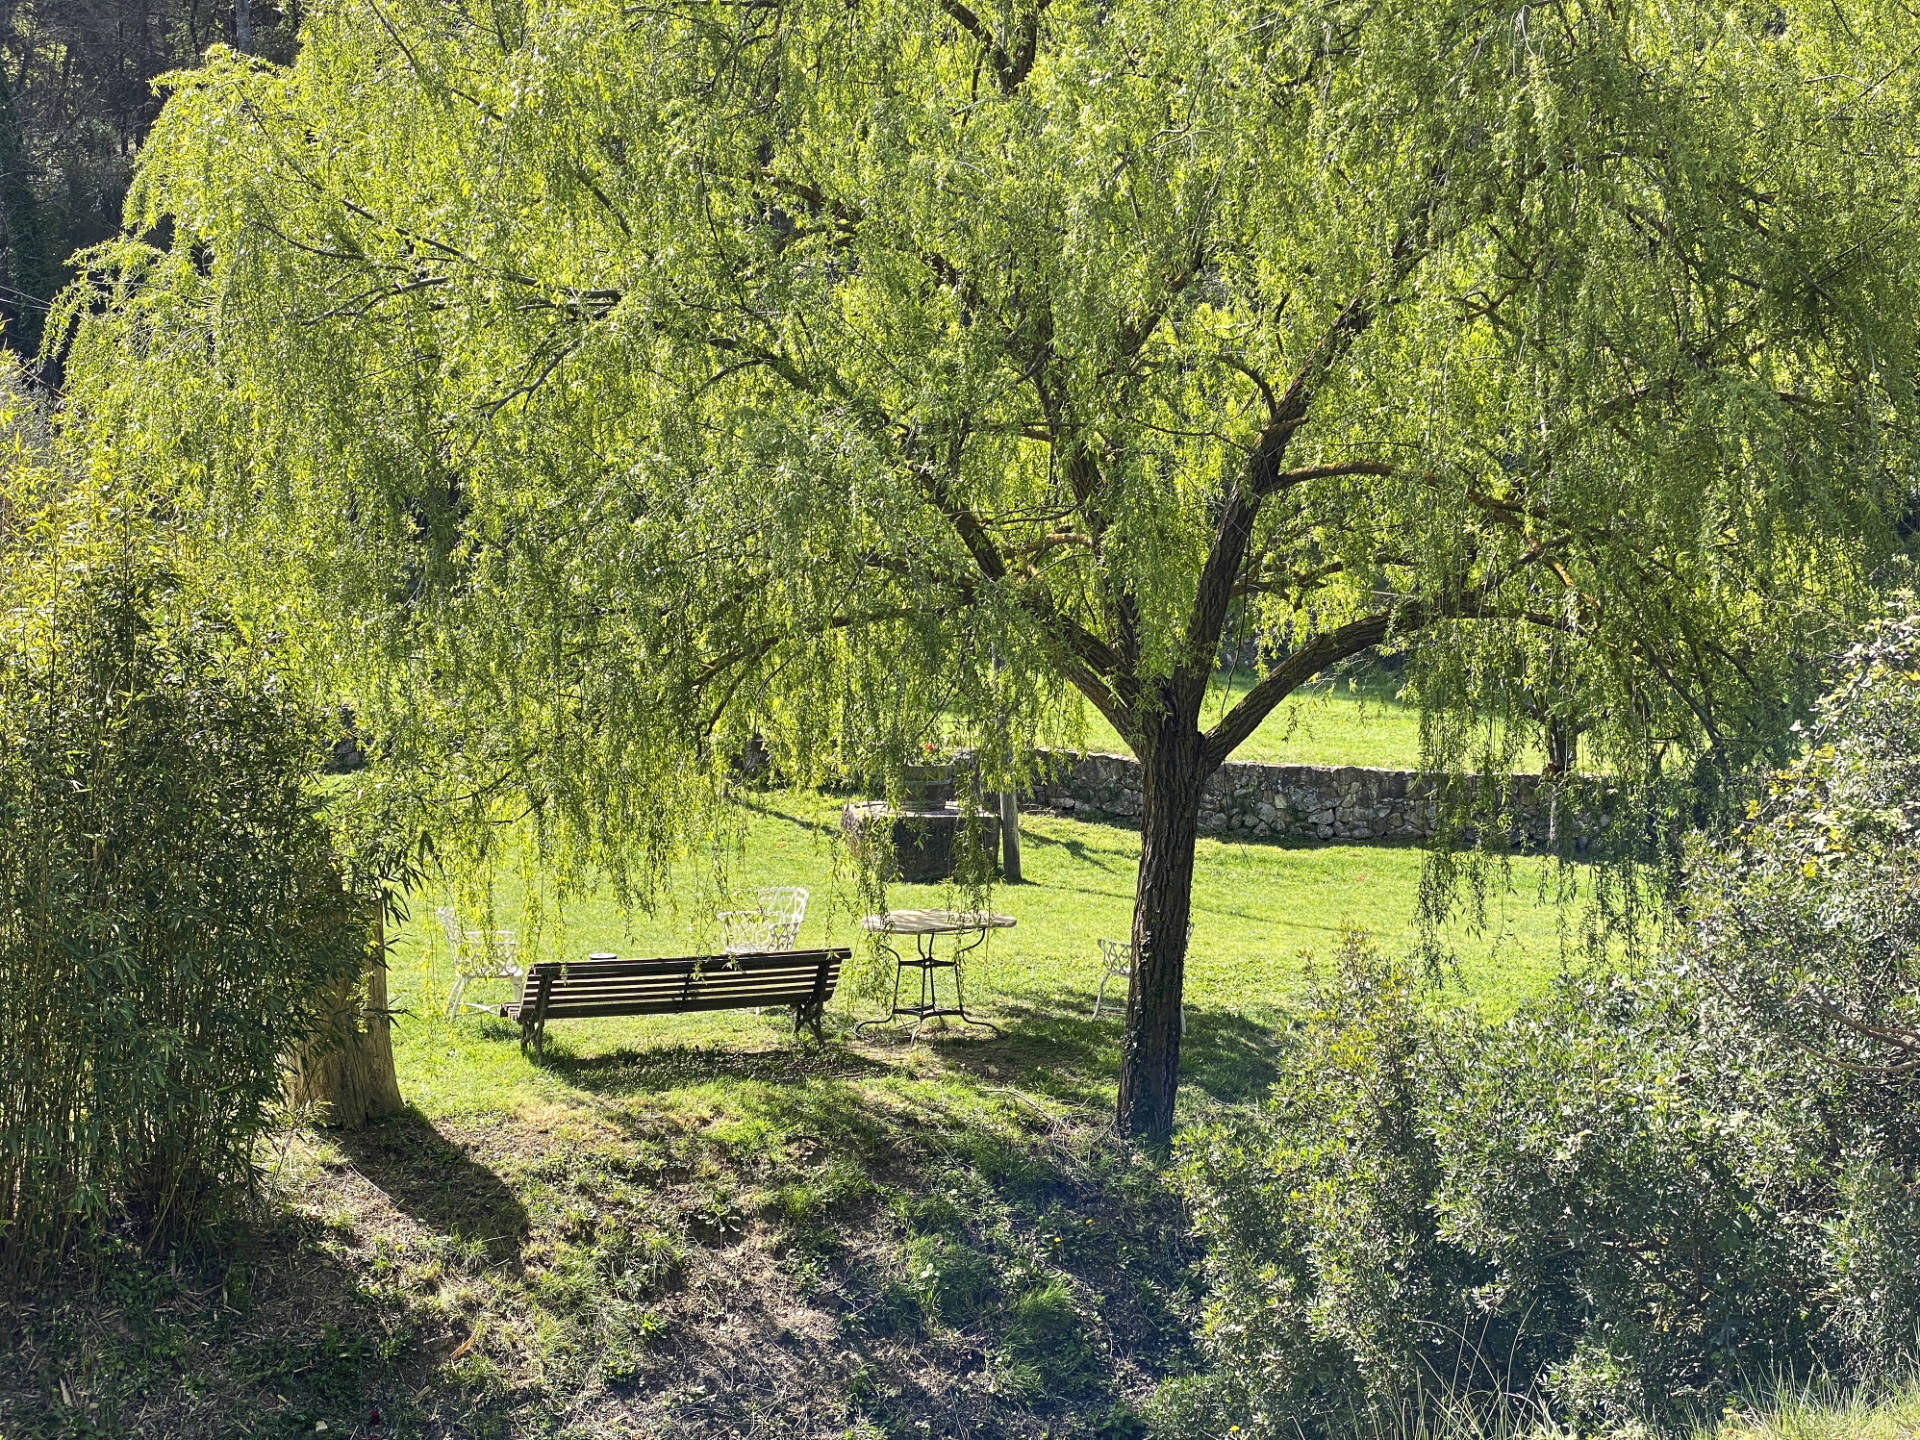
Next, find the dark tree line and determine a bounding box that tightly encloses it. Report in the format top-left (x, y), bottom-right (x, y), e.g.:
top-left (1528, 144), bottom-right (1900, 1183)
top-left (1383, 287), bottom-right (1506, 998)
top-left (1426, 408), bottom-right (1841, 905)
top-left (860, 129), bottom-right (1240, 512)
top-left (0, 0), bottom-right (296, 356)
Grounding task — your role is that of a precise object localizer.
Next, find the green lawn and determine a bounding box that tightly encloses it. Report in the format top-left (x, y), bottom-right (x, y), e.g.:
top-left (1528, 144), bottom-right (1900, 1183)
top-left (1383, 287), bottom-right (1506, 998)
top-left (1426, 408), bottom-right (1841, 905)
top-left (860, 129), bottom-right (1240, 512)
top-left (2, 804), bottom-right (1592, 1439)
top-left (1050, 666), bottom-right (1548, 772)
top-left (389, 799), bottom-right (1576, 1119)
top-left (1058, 668), bottom-right (1428, 767)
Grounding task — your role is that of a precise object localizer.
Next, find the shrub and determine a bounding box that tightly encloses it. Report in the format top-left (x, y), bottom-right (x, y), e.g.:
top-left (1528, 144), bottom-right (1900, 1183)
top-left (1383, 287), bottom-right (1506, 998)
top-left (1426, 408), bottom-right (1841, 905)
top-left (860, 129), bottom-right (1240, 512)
top-left (1682, 594), bottom-right (1920, 1093)
top-left (1434, 972), bottom-right (1837, 1419)
top-left (1172, 599), bottom-right (1920, 1435)
top-left (1174, 949), bottom-right (1918, 1436)
top-left (1172, 937), bottom-right (1528, 1436)
top-left (0, 558), bottom-right (368, 1275)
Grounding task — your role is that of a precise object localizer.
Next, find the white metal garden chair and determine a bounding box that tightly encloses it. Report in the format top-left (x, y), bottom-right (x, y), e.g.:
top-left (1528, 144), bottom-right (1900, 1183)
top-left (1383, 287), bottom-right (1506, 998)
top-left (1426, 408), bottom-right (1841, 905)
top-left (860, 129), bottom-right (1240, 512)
top-left (717, 886), bottom-right (810, 955)
top-left (439, 906), bottom-right (523, 1019)
top-left (1093, 930), bottom-right (1189, 1033)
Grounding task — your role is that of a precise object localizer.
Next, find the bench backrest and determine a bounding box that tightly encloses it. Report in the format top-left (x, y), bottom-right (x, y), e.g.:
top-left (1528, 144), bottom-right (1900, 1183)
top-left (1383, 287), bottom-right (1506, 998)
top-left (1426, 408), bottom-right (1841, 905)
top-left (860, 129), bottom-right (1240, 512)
top-left (516, 948), bottom-right (847, 1019)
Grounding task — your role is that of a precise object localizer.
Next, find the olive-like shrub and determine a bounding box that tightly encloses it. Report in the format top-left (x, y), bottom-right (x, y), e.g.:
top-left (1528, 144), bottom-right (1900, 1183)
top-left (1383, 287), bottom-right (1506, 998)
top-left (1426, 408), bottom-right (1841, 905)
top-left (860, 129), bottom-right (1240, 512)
top-left (1164, 601), bottom-right (1920, 1436)
top-left (1685, 596), bottom-right (1920, 1088)
top-left (0, 558), bottom-right (368, 1277)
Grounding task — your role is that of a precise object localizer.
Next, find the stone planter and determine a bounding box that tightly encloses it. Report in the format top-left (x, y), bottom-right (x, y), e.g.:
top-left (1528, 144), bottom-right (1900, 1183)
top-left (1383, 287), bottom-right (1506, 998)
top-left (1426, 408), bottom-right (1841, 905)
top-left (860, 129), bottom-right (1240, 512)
top-left (841, 800), bottom-right (1001, 882)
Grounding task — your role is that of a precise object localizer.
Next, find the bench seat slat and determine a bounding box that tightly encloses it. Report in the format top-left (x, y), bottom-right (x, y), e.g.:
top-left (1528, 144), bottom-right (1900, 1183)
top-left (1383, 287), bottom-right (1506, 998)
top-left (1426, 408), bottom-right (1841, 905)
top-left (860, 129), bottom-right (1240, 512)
top-left (532, 973), bottom-right (834, 995)
top-left (523, 951), bottom-right (842, 980)
top-left (532, 967), bottom-right (835, 987)
top-left (511, 993), bottom-right (832, 1018)
top-left (511, 995), bottom-right (826, 1020)
top-left (520, 974), bottom-right (839, 1002)
top-left (514, 978), bottom-right (836, 1005)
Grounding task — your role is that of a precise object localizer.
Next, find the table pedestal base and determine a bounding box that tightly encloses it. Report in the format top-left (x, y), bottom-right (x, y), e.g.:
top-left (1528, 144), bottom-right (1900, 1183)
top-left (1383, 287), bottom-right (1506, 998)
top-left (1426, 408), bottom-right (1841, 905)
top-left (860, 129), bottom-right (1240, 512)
top-left (854, 931), bottom-right (1002, 1039)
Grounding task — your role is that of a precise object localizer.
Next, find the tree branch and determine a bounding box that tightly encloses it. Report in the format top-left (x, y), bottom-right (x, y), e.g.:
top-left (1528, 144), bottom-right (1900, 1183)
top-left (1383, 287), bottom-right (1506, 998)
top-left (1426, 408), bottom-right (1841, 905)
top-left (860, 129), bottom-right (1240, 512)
top-left (1269, 460), bottom-right (1393, 489)
top-left (1203, 608), bottom-right (1414, 768)
top-left (939, 0), bottom-right (1049, 95)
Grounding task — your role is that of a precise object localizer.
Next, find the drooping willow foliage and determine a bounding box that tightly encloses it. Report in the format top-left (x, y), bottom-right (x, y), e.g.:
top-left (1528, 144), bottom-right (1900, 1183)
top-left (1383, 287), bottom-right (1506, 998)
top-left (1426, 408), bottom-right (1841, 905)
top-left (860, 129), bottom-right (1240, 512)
top-left (0, 460), bottom-right (368, 1274)
top-left (50, 0), bottom-right (1920, 1133)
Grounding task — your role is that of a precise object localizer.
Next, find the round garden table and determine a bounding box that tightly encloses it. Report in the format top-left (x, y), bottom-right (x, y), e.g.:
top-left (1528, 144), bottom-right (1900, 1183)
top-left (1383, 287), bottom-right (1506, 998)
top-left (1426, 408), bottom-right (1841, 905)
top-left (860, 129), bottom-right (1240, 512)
top-left (854, 908), bottom-right (1015, 1038)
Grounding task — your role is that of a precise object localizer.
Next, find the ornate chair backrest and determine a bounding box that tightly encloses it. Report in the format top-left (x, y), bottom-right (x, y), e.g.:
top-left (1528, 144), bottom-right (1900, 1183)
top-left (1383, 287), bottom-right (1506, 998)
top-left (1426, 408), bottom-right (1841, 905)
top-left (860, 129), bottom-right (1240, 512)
top-left (757, 886), bottom-right (809, 951)
top-left (437, 906), bottom-right (463, 955)
top-left (1099, 925), bottom-right (1193, 969)
top-left (717, 909), bottom-right (770, 953)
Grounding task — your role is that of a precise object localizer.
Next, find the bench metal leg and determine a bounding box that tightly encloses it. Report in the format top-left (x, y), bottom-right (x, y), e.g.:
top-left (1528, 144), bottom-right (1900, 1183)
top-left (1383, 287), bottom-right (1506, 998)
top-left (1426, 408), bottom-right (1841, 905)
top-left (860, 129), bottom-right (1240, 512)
top-left (519, 1012), bottom-right (549, 1061)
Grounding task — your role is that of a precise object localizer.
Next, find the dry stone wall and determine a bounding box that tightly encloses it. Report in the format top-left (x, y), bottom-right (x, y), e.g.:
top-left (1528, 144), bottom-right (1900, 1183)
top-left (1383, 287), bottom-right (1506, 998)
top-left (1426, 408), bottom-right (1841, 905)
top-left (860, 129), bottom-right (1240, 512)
top-left (1020, 750), bottom-right (1605, 850)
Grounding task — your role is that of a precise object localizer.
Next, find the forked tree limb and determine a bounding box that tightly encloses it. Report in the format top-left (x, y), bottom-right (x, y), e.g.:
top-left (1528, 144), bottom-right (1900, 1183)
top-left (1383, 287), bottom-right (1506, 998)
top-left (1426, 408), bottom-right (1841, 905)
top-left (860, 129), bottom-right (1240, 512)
top-left (1202, 609), bottom-right (1407, 768)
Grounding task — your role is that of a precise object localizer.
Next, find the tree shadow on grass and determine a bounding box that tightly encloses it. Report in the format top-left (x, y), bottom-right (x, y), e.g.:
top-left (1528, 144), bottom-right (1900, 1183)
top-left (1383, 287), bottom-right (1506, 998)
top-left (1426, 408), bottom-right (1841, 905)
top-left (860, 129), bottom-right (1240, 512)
top-left (1178, 1005), bottom-right (1289, 1103)
top-left (334, 1107), bottom-right (529, 1268)
top-left (736, 793), bottom-right (844, 838)
top-left (546, 1038), bottom-right (891, 1097)
top-left (536, 987), bottom-right (1287, 1120)
top-left (0, 1210), bottom-right (435, 1438)
top-left (1017, 820), bottom-right (1135, 875)
top-left (925, 989), bottom-right (1287, 1109)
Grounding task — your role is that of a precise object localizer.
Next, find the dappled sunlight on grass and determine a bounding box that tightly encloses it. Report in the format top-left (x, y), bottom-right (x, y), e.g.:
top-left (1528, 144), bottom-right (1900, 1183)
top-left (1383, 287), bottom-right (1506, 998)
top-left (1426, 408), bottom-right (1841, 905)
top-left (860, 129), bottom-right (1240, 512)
top-left (2, 802), bottom-right (1604, 1438)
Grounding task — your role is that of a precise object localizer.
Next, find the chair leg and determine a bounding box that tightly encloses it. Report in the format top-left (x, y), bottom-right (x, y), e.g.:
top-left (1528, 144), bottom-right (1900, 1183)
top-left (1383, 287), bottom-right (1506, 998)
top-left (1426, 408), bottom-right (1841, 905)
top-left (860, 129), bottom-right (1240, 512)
top-left (447, 974), bottom-right (467, 1022)
top-left (1093, 967), bottom-right (1111, 1019)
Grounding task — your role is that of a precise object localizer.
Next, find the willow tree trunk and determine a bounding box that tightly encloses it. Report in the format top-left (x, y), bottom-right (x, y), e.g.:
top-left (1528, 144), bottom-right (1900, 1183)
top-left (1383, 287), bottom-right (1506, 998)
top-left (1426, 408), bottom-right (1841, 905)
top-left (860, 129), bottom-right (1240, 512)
top-left (1116, 722), bottom-right (1206, 1147)
top-left (288, 902), bottom-right (403, 1128)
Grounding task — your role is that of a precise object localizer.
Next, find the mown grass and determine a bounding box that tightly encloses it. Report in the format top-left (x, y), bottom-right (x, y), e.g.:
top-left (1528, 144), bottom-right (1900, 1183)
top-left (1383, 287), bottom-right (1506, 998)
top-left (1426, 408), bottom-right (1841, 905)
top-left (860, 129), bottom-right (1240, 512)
top-left (10, 788), bottom-right (1909, 1438)
top-left (1059, 667), bottom-right (1431, 768)
top-left (1051, 663), bottom-right (1555, 774)
top-left (389, 797), bottom-right (1575, 1118)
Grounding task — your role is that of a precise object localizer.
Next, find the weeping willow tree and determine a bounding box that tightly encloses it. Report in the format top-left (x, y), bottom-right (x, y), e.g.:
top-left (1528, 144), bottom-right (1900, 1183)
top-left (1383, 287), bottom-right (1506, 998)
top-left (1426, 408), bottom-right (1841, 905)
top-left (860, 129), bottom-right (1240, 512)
top-left (54, 0), bottom-right (1920, 1143)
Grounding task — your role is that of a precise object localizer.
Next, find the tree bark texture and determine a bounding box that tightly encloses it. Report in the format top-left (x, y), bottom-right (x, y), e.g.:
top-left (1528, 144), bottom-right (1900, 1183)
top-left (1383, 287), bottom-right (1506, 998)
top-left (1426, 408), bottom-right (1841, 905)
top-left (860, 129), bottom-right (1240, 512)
top-left (1117, 719), bottom-right (1206, 1147)
top-left (999, 788), bottom-right (1022, 882)
top-left (287, 902), bottom-right (403, 1128)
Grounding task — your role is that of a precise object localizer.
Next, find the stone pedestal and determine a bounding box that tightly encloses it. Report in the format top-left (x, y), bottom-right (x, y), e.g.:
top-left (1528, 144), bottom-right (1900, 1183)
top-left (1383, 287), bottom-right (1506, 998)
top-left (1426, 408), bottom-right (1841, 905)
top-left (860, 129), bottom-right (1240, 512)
top-left (841, 801), bottom-right (1002, 882)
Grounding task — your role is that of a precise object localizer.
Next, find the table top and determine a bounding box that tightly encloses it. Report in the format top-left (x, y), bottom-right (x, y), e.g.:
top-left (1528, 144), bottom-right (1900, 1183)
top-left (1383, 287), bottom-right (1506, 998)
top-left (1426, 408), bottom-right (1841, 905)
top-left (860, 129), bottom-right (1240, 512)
top-left (860, 908), bottom-right (1017, 935)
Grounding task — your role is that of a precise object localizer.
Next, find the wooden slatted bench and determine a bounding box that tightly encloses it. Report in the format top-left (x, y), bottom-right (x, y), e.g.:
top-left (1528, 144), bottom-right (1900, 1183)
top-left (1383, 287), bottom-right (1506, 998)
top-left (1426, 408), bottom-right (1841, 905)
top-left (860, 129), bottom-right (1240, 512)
top-left (498, 948), bottom-right (849, 1059)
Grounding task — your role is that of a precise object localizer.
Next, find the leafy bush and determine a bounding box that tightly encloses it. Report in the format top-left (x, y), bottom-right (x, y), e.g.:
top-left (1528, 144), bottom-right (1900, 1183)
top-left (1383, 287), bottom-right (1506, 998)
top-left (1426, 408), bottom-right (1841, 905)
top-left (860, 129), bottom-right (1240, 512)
top-left (1170, 939), bottom-right (1526, 1436)
top-left (1173, 952), bottom-right (1917, 1435)
top-left (0, 558), bottom-right (368, 1275)
top-left (1683, 595), bottom-right (1920, 1088)
top-left (1435, 973), bottom-right (1836, 1418)
top-left (1171, 600), bottom-right (1920, 1435)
